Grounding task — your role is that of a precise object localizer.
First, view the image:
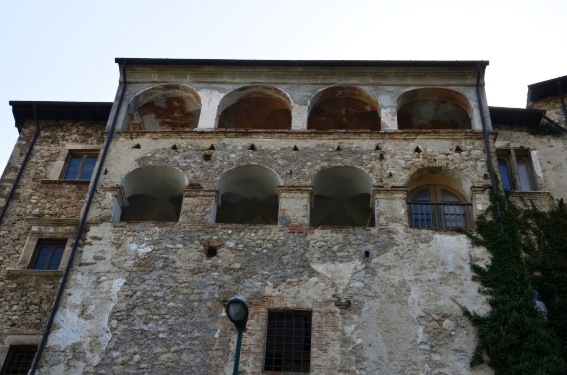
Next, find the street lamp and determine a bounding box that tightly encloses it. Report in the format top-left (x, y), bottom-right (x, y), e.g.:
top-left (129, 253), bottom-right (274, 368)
top-left (226, 296), bottom-right (248, 375)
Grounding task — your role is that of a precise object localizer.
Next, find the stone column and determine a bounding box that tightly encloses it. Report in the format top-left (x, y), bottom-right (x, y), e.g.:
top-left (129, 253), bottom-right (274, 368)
top-left (277, 186), bottom-right (313, 226)
top-left (181, 187), bottom-right (217, 224)
top-left (373, 186), bottom-right (409, 227)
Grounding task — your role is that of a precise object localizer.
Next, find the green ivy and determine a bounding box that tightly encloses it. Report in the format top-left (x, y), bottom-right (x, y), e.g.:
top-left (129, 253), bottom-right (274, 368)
top-left (466, 192), bottom-right (567, 374)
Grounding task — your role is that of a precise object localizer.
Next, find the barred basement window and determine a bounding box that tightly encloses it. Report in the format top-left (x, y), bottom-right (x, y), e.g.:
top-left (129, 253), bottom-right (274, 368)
top-left (264, 311), bottom-right (312, 373)
top-left (1, 345), bottom-right (36, 375)
top-left (62, 153), bottom-right (97, 181)
top-left (29, 239), bottom-right (66, 270)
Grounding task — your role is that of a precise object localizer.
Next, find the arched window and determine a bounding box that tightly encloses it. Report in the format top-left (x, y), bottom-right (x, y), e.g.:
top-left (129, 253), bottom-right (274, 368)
top-left (408, 185), bottom-right (471, 230)
top-left (308, 86), bottom-right (380, 130)
top-left (216, 165), bottom-right (280, 224)
top-left (311, 167), bottom-right (373, 227)
top-left (397, 88), bottom-right (472, 130)
top-left (217, 86), bottom-right (291, 130)
top-left (119, 166), bottom-right (186, 222)
top-left (127, 85), bottom-right (201, 130)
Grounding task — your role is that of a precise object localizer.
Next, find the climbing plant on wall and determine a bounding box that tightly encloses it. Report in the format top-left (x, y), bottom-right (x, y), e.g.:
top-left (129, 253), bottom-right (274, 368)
top-left (466, 193), bottom-right (567, 374)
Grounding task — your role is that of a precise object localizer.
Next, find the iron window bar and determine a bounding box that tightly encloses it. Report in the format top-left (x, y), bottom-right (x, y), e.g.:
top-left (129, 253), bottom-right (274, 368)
top-left (408, 202), bottom-right (472, 230)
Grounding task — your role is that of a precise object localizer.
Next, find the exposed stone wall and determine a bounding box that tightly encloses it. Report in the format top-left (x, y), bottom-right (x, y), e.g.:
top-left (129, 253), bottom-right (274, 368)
top-left (0, 119), bottom-right (104, 346)
top-left (528, 94), bottom-right (567, 127)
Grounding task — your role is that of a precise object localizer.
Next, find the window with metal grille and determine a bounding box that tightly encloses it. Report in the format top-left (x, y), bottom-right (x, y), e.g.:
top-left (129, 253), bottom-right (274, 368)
top-left (62, 154), bottom-right (97, 181)
top-left (29, 239), bottom-right (66, 270)
top-left (1, 345), bottom-right (36, 375)
top-left (408, 185), bottom-right (471, 230)
top-left (264, 311), bottom-right (312, 373)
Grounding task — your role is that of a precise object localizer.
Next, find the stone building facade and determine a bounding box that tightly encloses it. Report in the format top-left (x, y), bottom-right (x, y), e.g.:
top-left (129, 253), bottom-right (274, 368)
top-left (0, 60), bottom-right (565, 374)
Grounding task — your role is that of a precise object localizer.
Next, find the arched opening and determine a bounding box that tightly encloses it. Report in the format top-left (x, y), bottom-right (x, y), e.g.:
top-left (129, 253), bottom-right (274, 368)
top-left (217, 86), bottom-right (291, 130)
top-left (127, 85), bottom-right (201, 130)
top-left (119, 166), bottom-right (186, 222)
top-left (397, 88), bottom-right (472, 130)
top-left (311, 166), bottom-right (374, 227)
top-left (216, 165), bottom-right (280, 224)
top-left (406, 168), bottom-right (472, 230)
top-left (308, 86), bottom-right (380, 130)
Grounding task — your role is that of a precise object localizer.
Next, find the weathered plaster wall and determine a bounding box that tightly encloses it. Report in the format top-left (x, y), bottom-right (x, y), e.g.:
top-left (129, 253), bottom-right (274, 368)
top-left (37, 128), bottom-right (494, 374)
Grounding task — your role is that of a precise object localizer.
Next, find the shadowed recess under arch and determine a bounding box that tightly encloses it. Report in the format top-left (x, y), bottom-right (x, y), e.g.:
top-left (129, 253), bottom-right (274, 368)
top-left (311, 166), bottom-right (374, 227)
top-left (216, 165), bottom-right (281, 224)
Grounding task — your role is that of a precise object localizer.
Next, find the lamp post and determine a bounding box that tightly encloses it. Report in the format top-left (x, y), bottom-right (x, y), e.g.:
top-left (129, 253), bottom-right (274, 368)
top-left (226, 296), bottom-right (248, 375)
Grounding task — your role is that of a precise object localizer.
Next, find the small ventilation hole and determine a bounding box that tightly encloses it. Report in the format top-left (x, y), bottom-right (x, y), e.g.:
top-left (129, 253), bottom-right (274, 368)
top-left (103, 168), bottom-right (108, 175)
top-left (375, 144), bottom-right (381, 151)
top-left (293, 145), bottom-right (299, 151)
top-left (455, 145), bottom-right (463, 154)
top-left (364, 250), bottom-right (370, 258)
top-left (249, 144), bottom-right (257, 151)
top-left (170, 144), bottom-right (178, 150)
top-left (379, 153), bottom-right (384, 160)
top-left (205, 244), bottom-right (218, 258)
top-left (336, 145), bottom-right (342, 152)
top-left (484, 173), bottom-right (489, 180)
top-left (388, 172), bottom-right (393, 178)
top-left (208, 144), bottom-right (215, 151)
top-left (203, 152), bottom-right (212, 161)
top-left (132, 144), bottom-right (141, 149)
top-left (414, 146), bottom-right (422, 154)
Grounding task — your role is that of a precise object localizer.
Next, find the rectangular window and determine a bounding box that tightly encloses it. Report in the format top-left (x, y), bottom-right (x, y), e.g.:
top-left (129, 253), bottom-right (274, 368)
top-left (1, 345), bottom-right (36, 375)
top-left (264, 311), bottom-right (312, 373)
top-left (497, 149), bottom-right (537, 192)
top-left (29, 239), bottom-right (66, 270)
top-left (62, 154), bottom-right (97, 181)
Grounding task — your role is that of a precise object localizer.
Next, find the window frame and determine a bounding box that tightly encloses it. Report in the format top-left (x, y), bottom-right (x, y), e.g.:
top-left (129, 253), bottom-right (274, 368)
top-left (46, 145), bottom-right (100, 182)
top-left (0, 345), bottom-right (36, 375)
top-left (10, 219), bottom-right (76, 274)
top-left (264, 310), bottom-right (312, 373)
top-left (28, 239), bottom-right (67, 271)
top-left (408, 184), bottom-right (472, 230)
top-left (61, 153), bottom-right (98, 181)
top-left (497, 148), bottom-right (537, 192)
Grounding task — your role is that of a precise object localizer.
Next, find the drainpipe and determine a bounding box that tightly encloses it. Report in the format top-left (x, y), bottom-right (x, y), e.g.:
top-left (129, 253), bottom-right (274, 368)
top-left (29, 63), bottom-right (128, 374)
top-left (0, 104), bottom-right (41, 225)
top-left (476, 64), bottom-right (504, 234)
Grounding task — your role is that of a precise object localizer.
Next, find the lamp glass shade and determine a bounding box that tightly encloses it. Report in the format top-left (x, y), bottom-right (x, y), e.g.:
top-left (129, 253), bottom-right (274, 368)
top-left (227, 302), bottom-right (247, 321)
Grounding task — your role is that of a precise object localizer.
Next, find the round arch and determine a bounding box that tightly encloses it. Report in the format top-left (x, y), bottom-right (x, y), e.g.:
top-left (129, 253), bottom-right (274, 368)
top-left (126, 84), bottom-right (201, 130)
top-left (217, 86), bottom-right (292, 130)
top-left (308, 86), bottom-right (381, 130)
top-left (216, 165), bottom-right (281, 224)
top-left (310, 166), bottom-right (374, 227)
top-left (397, 88), bottom-right (472, 130)
top-left (120, 166), bottom-right (187, 222)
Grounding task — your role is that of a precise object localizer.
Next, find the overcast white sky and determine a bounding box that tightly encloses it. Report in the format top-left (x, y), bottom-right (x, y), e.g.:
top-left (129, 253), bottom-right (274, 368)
top-left (1, 0), bottom-right (565, 173)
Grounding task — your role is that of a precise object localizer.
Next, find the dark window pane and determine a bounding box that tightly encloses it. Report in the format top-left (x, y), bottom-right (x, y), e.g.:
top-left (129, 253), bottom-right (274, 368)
top-left (30, 241), bottom-right (66, 270)
top-left (80, 156), bottom-right (97, 180)
top-left (64, 156), bottom-right (83, 180)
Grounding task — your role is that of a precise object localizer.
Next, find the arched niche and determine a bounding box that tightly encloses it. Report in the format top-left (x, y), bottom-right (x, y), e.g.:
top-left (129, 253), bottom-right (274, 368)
top-left (311, 166), bottom-right (374, 227)
top-left (397, 88), bottom-right (472, 130)
top-left (127, 85), bottom-right (201, 130)
top-left (216, 165), bottom-right (281, 224)
top-left (308, 86), bottom-right (380, 130)
top-left (406, 168), bottom-right (472, 230)
top-left (119, 166), bottom-right (187, 222)
top-left (217, 86), bottom-right (292, 130)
